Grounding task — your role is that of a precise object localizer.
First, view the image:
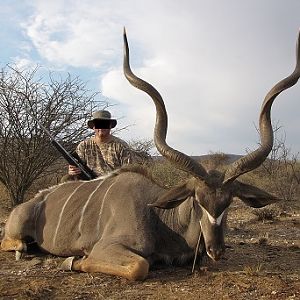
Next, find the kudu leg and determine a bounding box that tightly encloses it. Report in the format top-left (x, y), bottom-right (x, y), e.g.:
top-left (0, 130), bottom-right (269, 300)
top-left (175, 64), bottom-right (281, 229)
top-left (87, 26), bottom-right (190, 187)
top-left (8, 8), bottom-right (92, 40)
top-left (66, 243), bottom-right (149, 281)
top-left (1, 237), bottom-right (27, 260)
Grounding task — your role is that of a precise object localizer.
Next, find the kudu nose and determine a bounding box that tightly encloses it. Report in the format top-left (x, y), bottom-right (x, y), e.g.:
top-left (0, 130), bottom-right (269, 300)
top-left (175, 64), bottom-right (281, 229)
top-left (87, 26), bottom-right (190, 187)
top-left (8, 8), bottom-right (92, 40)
top-left (207, 246), bottom-right (225, 261)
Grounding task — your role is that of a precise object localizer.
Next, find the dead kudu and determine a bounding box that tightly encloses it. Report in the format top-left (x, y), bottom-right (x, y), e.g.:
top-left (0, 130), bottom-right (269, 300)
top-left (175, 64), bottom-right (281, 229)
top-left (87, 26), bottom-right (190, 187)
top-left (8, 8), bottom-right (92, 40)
top-left (1, 30), bottom-right (300, 280)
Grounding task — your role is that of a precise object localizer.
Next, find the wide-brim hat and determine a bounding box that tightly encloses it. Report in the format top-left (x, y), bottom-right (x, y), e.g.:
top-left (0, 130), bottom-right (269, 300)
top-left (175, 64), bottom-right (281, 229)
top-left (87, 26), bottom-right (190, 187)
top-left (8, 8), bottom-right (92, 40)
top-left (87, 110), bottom-right (117, 129)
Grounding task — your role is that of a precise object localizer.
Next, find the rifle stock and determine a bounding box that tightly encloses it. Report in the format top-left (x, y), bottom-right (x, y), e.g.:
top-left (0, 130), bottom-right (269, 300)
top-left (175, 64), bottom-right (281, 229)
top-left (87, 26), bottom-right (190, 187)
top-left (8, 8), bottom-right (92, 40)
top-left (50, 140), bottom-right (97, 181)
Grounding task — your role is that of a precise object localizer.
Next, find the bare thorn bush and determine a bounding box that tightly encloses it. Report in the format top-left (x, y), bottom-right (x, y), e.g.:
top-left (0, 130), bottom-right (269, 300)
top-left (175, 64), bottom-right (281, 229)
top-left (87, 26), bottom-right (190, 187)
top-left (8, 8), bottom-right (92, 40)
top-left (243, 125), bottom-right (299, 211)
top-left (252, 207), bottom-right (280, 222)
top-left (0, 65), bottom-right (105, 205)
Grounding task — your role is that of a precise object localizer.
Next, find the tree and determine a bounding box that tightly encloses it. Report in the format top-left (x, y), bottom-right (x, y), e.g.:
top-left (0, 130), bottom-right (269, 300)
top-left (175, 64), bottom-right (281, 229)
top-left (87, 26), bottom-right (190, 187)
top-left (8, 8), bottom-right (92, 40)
top-left (128, 138), bottom-right (154, 163)
top-left (260, 128), bottom-right (299, 203)
top-left (246, 123), bottom-right (299, 204)
top-left (0, 65), bottom-right (105, 206)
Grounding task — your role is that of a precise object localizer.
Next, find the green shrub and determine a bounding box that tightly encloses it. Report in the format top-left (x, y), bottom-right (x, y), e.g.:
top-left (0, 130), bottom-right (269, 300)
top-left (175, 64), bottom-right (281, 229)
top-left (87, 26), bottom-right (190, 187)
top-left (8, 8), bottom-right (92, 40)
top-left (151, 159), bottom-right (191, 188)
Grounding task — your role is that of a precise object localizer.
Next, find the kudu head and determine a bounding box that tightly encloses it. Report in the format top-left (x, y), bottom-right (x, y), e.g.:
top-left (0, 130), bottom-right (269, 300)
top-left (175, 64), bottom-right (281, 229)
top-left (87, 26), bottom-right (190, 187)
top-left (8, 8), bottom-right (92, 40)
top-left (123, 29), bottom-right (300, 261)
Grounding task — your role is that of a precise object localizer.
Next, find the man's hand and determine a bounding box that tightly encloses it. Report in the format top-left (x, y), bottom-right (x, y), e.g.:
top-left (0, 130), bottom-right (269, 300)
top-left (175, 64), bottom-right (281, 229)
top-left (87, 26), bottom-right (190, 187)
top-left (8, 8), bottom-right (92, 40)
top-left (68, 165), bottom-right (82, 175)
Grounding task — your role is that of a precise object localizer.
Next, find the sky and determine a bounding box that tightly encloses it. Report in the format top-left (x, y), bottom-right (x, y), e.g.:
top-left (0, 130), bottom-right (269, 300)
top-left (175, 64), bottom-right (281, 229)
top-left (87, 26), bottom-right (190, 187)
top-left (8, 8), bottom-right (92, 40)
top-left (0, 0), bottom-right (299, 156)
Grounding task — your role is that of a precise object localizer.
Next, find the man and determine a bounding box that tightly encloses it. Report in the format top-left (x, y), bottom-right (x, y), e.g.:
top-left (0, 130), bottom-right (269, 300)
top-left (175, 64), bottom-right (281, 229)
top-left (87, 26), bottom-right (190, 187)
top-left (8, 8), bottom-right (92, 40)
top-left (68, 110), bottom-right (137, 178)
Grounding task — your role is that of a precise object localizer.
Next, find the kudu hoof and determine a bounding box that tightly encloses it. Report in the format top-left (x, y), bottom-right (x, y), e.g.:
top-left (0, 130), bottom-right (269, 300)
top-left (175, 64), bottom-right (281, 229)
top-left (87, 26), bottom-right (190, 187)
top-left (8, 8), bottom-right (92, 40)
top-left (60, 256), bottom-right (75, 271)
top-left (15, 243), bottom-right (27, 261)
top-left (15, 250), bottom-right (23, 261)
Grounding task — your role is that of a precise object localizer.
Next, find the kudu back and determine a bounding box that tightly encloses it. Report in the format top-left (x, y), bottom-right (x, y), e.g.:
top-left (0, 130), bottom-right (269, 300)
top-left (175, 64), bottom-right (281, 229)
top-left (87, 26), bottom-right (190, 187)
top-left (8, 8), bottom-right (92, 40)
top-left (1, 30), bottom-right (299, 280)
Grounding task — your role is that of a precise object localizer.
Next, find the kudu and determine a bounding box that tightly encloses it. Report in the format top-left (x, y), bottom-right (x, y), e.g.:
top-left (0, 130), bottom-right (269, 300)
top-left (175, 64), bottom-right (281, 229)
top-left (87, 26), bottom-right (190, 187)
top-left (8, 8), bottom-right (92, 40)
top-left (1, 30), bottom-right (299, 281)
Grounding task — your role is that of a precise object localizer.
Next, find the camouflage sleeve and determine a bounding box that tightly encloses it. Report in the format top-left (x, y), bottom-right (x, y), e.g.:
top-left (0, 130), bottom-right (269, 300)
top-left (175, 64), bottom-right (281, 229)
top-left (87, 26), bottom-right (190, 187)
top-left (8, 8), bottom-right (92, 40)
top-left (76, 141), bottom-right (86, 163)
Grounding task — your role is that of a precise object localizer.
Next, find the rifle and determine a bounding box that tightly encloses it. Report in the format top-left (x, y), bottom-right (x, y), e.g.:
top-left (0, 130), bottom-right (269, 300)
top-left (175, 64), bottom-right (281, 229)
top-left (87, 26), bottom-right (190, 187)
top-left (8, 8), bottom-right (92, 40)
top-left (34, 120), bottom-right (97, 181)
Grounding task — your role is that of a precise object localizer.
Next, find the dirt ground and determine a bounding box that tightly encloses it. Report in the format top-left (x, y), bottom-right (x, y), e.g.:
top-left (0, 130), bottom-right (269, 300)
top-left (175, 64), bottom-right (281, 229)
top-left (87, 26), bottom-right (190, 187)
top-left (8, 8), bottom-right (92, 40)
top-left (0, 199), bottom-right (299, 300)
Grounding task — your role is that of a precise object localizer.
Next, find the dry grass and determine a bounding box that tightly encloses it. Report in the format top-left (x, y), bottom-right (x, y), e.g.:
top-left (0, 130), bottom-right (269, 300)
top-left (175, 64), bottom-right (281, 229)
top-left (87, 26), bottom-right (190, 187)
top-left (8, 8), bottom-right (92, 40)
top-left (252, 206), bottom-right (281, 222)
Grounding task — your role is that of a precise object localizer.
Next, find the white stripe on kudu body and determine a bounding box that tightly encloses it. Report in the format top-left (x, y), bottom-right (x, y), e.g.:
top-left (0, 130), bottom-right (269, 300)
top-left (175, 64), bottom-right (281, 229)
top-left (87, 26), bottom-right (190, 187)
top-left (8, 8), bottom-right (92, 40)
top-left (33, 185), bottom-right (62, 240)
top-left (200, 205), bottom-right (225, 226)
top-left (53, 182), bottom-right (86, 246)
top-left (78, 179), bottom-right (105, 232)
top-left (96, 181), bottom-right (117, 236)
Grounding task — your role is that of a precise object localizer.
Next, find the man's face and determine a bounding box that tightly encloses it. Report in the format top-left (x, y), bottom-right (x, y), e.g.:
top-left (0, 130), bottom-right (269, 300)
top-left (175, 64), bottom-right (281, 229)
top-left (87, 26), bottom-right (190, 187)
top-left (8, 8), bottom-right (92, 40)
top-left (92, 119), bottom-right (113, 140)
top-left (93, 127), bottom-right (111, 139)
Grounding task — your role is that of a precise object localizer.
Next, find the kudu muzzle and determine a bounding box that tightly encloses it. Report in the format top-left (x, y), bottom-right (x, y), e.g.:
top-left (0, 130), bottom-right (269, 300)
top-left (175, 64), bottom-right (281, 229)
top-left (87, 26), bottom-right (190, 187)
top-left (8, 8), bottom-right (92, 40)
top-left (199, 205), bottom-right (227, 261)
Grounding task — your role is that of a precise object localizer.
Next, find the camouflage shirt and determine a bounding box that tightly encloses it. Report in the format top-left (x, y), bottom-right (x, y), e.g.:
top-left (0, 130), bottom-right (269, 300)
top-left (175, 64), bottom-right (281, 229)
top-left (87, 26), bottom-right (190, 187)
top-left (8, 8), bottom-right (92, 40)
top-left (76, 136), bottom-right (135, 176)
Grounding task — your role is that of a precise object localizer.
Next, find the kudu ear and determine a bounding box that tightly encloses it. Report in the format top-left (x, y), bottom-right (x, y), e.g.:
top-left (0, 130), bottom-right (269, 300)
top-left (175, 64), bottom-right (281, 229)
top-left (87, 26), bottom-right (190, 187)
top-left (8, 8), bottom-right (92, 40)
top-left (149, 180), bottom-right (195, 209)
top-left (232, 181), bottom-right (281, 208)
